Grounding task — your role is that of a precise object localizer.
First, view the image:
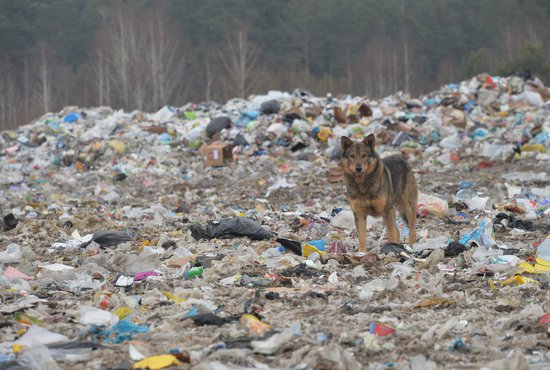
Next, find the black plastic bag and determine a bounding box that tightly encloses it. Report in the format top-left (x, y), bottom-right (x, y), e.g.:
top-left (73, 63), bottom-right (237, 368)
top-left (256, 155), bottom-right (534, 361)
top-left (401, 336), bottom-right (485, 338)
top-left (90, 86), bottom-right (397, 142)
top-left (81, 230), bottom-right (133, 248)
top-left (190, 217), bottom-right (274, 240)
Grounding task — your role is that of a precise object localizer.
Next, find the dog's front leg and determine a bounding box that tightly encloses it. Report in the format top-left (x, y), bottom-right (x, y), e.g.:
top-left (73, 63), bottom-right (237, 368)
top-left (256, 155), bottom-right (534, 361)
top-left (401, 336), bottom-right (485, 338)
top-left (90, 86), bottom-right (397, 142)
top-left (353, 209), bottom-right (368, 252)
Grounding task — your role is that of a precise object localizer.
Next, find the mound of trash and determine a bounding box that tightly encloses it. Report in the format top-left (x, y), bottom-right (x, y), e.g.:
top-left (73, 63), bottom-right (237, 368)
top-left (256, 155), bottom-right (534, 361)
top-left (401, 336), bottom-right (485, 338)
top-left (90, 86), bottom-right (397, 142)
top-left (1, 73), bottom-right (549, 369)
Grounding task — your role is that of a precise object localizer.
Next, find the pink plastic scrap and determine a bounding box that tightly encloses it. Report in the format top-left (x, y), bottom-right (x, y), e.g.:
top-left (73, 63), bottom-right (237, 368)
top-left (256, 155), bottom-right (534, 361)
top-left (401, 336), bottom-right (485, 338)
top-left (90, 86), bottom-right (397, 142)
top-left (133, 271), bottom-right (159, 281)
top-left (2, 266), bottom-right (33, 280)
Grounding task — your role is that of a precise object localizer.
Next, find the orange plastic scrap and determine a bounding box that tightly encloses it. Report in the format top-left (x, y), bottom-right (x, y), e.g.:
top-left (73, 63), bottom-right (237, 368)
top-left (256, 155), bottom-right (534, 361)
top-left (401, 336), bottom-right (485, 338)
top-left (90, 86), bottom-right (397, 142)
top-left (133, 354), bottom-right (182, 370)
top-left (414, 297), bottom-right (454, 308)
top-left (539, 313), bottom-right (550, 325)
top-left (240, 314), bottom-right (272, 335)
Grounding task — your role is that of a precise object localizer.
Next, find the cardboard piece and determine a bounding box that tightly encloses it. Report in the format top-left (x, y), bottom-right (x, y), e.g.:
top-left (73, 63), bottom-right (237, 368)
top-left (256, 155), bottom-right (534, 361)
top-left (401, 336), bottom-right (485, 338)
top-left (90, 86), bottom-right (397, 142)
top-left (200, 143), bottom-right (233, 166)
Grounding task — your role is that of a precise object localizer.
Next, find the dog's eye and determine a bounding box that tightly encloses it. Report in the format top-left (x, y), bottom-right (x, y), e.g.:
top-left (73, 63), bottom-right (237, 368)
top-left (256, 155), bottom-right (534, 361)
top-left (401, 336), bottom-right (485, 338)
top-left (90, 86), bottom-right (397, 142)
top-left (349, 154), bottom-right (355, 159)
top-left (362, 154), bottom-right (368, 159)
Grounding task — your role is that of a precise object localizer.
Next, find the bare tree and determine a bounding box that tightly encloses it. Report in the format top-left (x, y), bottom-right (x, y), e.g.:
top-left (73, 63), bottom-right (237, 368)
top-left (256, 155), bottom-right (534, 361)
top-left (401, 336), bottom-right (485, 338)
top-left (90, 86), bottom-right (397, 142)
top-left (403, 37), bottom-right (410, 94)
top-left (0, 75), bottom-right (19, 129)
top-left (220, 28), bottom-right (259, 98)
top-left (204, 52), bottom-right (218, 102)
top-left (117, 12), bottom-right (149, 110)
top-left (147, 6), bottom-right (188, 108)
top-left (109, 10), bottom-right (140, 108)
top-left (91, 4), bottom-right (190, 111)
top-left (23, 59), bottom-right (30, 122)
top-left (33, 44), bottom-right (54, 113)
top-left (360, 37), bottom-right (391, 97)
top-left (92, 49), bottom-right (110, 106)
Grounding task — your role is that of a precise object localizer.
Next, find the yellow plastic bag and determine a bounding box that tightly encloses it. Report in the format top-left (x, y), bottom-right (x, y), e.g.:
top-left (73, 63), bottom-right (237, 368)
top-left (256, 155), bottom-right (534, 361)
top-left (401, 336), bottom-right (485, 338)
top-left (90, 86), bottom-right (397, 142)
top-left (114, 307), bottom-right (132, 320)
top-left (520, 143), bottom-right (546, 153)
top-left (108, 139), bottom-right (126, 154)
top-left (517, 261), bottom-right (550, 274)
top-left (500, 275), bottom-right (537, 286)
top-left (160, 290), bottom-right (185, 304)
top-left (240, 314), bottom-right (271, 335)
top-left (133, 354), bottom-right (182, 370)
top-left (303, 243), bottom-right (326, 258)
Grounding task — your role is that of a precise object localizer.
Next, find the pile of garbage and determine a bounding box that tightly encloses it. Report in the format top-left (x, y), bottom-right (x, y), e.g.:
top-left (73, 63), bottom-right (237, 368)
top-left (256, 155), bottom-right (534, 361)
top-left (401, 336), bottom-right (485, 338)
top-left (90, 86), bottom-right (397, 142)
top-left (1, 73), bottom-right (549, 369)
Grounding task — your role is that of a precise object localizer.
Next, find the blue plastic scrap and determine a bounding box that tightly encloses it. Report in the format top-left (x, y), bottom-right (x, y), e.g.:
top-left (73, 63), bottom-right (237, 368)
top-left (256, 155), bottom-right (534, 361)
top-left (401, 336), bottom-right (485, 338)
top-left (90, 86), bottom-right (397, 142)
top-left (450, 336), bottom-right (468, 353)
top-left (63, 112), bottom-right (81, 123)
top-left (90, 319), bottom-right (149, 344)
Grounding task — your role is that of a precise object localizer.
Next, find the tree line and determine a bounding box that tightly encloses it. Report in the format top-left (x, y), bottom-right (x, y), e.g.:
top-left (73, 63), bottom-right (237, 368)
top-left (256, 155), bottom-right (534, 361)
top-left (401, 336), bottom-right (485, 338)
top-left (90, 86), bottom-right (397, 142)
top-left (0, 0), bottom-right (549, 129)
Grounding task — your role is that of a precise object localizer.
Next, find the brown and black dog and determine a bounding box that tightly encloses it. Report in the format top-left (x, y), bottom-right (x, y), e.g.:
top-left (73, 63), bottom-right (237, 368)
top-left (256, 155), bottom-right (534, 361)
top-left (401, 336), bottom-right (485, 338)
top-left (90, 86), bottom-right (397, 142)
top-left (340, 134), bottom-right (418, 252)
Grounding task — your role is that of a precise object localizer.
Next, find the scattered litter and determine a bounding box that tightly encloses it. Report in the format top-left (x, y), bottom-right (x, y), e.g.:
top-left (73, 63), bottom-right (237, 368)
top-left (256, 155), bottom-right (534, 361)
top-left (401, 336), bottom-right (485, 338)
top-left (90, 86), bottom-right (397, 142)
top-left (1, 72), bottom-right (549, 369)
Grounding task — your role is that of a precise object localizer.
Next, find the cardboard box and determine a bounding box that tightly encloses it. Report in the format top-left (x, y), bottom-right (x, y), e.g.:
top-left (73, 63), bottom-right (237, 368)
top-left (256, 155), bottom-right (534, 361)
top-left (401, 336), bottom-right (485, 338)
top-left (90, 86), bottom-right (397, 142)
top-left (200, 143), bottom-right (233, 166)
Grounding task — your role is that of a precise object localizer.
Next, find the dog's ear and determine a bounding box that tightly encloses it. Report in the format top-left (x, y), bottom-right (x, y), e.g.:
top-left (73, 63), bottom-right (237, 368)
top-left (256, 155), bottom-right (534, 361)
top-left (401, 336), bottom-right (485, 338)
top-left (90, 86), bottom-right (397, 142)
top-left (363, 134), bottom-right (375, 151)
top-left (341, 136), bottom-right (353, 153)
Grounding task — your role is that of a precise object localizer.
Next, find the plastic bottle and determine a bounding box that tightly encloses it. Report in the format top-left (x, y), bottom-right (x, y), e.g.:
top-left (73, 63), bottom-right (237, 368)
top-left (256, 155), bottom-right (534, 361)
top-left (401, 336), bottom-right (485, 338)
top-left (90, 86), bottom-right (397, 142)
top-left (184, 266), bottom-right (204, 280)
top-left (99, 294), bottom-right (111, 309)
top-left (537, 234), bottom-right (550, 267)
top-left (455, 189), bottom-right (477, 203)
top-left (396, 217), bottom-right (409, 238)
top-left (262, 246), bottom-right (285, 257)
top-left (0, 354), bottom-right (16, 363)
top-left (48, 347), bottom-right (93, 363)
top-left (16, 345), bottom-right (62, 370)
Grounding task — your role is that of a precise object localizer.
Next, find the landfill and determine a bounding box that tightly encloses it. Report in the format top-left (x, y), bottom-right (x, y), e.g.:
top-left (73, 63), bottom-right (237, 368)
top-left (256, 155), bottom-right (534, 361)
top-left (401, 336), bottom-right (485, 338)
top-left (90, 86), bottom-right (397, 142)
top-left (0, 73), bottom-right (549, 369)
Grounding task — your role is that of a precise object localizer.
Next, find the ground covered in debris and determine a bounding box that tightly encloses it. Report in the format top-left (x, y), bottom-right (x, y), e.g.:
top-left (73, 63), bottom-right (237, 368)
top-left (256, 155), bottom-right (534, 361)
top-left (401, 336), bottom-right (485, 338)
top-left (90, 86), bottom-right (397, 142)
top-left (1, 74), bottom-right (549, 369)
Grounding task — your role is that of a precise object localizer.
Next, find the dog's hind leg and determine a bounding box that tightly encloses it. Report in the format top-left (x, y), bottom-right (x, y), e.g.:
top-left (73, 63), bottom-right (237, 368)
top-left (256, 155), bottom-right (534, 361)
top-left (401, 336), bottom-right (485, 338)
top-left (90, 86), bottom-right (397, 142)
top-left (402, 204), bottom-right (417, 247)
top-left (383, 208), bottom-right (400, 244)
top-left (399, 184), bottom-right (418, 247)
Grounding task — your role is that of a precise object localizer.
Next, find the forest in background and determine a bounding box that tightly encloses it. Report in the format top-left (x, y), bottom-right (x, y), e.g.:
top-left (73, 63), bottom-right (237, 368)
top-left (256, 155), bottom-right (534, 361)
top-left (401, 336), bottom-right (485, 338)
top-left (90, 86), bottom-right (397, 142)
top-left (0, 0), bottom-right (549, 129)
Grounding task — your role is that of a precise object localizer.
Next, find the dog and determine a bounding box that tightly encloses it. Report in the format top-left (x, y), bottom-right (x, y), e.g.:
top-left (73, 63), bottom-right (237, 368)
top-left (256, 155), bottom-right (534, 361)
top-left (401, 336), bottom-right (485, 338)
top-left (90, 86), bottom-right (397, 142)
top-left (339, 134), bottom-right (418, 252)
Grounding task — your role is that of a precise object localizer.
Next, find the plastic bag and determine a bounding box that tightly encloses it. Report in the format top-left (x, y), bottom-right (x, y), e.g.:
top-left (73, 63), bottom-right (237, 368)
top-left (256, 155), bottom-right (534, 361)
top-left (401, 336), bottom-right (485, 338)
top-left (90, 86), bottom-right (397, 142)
top-left (0, 243), bottom-right (22, 263)
top-left (16, 326), bottom-right (69, 347)
top-left (417, 192), bottom-right (448, 218)
top-left (190, 217), bottom-right (274, 240)
top-left (17, 345), bottom-right (62, 370)
top-left (133, 354), bottom-right (182, 370)
top-left (251, 329), bottom-right (293, 354)
top-left (89, 230), bottom-right (133, 248)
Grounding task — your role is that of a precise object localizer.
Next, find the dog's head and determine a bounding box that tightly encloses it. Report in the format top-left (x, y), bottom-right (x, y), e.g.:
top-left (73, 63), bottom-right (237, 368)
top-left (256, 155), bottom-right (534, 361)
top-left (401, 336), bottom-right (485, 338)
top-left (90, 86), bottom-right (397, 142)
top-left (339, 134), bottom-right (378, 181)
